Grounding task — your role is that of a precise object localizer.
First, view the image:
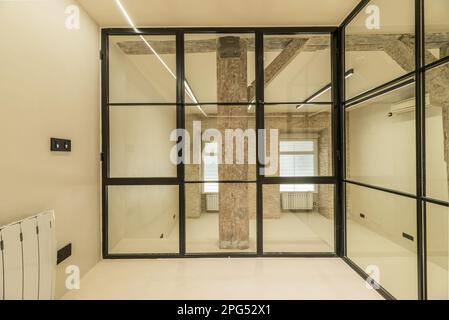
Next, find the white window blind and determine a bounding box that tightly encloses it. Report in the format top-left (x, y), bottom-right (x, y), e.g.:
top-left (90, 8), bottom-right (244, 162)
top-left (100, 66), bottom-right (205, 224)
top-left (203, 142), bottom-right (219, 193)
top-left (279, 140), bottom-right (316, 192)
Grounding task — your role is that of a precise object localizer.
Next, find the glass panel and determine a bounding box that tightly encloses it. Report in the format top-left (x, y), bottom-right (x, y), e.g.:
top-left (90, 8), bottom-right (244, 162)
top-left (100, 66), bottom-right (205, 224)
top-left (263, 34), bottom-right (331, 103)
top-left (345, 83), bottom-right (416, 194)
top-left (427, 202), bottom-right (449, 300)
top-left (263, 184), bottom-right (334, 253)
top-left (109, 35), bottom-right (176, 103)
top-left (184, 33), bottom-right (255, 103)
top-left (346, 184), bottom-right (417, 300)
top-left (108, 185), bottom-right (179, 254)
top-left (425, 0), bottom-right (449, 64)
top-left (425, 63), bottom-right (449, 201)
top-left (185, 183), bottom-right (256, 253)
top-left (345, 0), bottom-right (415, 99)
top-left (264, 104), bottom-right (332, 177)
top-left (109, 105), bottom-right (177, 178)
top-left (185, 104), bottom-right (256, 181)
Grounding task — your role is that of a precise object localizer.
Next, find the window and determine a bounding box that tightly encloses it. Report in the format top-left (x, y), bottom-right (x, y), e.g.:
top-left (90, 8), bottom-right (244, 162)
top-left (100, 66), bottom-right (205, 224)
top-left (279, 140), bottom-right (317, 192)
top-left (203, 142), bottom-right (219, 193)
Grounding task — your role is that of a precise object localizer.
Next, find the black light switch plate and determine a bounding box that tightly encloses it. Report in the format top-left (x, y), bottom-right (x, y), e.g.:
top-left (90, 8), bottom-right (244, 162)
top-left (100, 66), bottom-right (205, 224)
top-left (51, 138), bottom-right (71, 152)
top-left (57, 243), bottom-right (72, 264)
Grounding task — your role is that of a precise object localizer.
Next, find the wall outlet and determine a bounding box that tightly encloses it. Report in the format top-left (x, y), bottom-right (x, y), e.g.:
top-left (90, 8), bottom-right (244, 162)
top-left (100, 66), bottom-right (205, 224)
top-left (51, 138), bottom-right (71, 152)
top-left (402, 232), bottom-right (414, 241)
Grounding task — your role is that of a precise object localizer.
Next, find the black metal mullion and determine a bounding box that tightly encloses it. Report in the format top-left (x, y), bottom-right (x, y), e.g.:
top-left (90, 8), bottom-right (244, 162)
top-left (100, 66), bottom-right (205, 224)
top-left (415, 0), bottom-right (427, 300)
top-left (340, 0), bottom-right (371, 28)
top-left (345, 72), bottom-right (415, 107)
top-left (255, 31), bottom-right (264, 256)
top-left (344, 179), bottom-right (418, 200)
top-left (424, 197), bottom-right (449, 208)
top-left (107, 178), bottom-right (179, 185)
top-left (101, 29), bottom-right (110, 258)
top-left (176, 31), bottom-right (186, 256)
top-left (263, 176), bottom-right (336, 185)
top-left (345, 78), bottom-right (416, 109)
top-left (332, 27), bottom-right (344, 257)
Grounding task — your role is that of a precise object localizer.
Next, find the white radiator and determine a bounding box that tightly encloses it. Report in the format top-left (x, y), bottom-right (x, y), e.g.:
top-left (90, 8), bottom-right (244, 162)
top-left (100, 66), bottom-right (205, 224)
top-left (206, 193), bottom-right (219, 212)
top-left (0, 211), bottom-right (56, 300)
top-left (281, 192), bottom-right (314, 210)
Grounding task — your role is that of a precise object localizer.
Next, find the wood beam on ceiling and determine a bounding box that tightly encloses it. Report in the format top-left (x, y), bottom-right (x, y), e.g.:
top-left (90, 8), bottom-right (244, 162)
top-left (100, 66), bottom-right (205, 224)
top-left (115, 33), bottom-right (449, 55)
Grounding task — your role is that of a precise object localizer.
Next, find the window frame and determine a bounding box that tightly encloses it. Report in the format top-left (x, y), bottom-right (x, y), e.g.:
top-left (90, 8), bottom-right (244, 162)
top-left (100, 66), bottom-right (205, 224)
top-left (278, 138), bottom-right (318, 192)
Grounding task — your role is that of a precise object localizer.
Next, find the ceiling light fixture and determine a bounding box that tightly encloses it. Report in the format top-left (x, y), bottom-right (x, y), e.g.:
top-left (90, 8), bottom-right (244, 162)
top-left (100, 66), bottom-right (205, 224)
top-left (296, 69), bottom-right (355, 110)
top-left (114, 0), bottom-right (207, 117)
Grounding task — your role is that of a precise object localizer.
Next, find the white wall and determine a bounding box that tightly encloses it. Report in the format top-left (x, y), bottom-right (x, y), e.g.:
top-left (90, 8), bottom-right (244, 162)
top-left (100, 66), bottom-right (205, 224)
top-left (0, 0), bottom-right (100, 298)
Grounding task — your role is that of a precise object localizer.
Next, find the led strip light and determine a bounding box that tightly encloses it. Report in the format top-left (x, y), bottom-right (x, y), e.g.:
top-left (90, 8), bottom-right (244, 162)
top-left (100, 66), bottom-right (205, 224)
top-left (114, 0), bottom-right (207, 117)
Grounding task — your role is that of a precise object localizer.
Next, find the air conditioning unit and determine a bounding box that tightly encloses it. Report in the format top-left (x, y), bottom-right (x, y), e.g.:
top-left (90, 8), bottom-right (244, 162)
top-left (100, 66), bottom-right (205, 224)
top-left (390, 94), bottom-right (430, 115)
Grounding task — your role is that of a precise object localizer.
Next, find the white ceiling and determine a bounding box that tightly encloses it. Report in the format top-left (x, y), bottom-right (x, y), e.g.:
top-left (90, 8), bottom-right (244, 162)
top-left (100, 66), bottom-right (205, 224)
top-left (78, 0), bottom-right (361, 27)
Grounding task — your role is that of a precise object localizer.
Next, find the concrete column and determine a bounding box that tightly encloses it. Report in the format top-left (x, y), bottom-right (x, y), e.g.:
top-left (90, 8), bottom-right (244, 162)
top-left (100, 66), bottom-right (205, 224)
top-left (217, 36), bottom-right (250, 249)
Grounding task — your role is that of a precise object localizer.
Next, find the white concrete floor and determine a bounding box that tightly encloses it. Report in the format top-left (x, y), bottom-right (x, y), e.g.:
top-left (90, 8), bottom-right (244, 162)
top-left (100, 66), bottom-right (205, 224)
top-left (111, 211), bottom-right (334, 254)
top-left (62, 258), bottom-right (383, 300)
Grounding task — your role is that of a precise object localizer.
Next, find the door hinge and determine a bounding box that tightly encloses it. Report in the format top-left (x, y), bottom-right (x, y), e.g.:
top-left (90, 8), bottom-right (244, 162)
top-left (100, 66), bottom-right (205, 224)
top-left (100, 50), bottom-right (104, 60)
top-left (100, 152), bottom-right (105, 162)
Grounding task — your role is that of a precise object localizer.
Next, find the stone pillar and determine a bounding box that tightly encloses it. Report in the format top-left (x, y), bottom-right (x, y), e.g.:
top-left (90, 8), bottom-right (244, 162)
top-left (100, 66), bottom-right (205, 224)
top-left (217, 36), bottom-right (250, 249)
top-left (185, 113), bottom-right (202, 218)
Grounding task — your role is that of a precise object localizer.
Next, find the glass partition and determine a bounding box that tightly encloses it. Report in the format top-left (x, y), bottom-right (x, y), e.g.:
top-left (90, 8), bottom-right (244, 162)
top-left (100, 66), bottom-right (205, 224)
top-left (425, 0), bottom-right (449, 64)
top-left (108, 185), bottom-right (179, 254)
top-left (346, 183), bottom-right (418, 299)
top-left (184, 33), bottom-right (255, 103)
top-left (263, 34), bottom-right (331, 103)
top-left (264, 104), bottom-right (333, 177)
top-left (425, 63), bottom-right (449, 202)
top-left (263, 184), bottom-right (334, 253)
top-left (345, 82), bottom-right (416, 194)
top-left (109, 105), bottom-right (177, 178)
top-left (345, 0), bottom-right (415, 99)
top-left (426, 202), bottom-right (449, 300)
top-left (109, 35), bottom-right (177, 103)
top-left (185, 183), bottom-right (257, 254)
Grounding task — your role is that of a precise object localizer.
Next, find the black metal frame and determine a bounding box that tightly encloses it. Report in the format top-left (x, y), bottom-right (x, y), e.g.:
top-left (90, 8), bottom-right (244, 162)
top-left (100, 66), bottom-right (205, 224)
top-left (340, 0), bottom-right (449, 300)
top-left (99, 1), bottom-right (449, 300)
top-left (101, 26), bottom-right (340, 260)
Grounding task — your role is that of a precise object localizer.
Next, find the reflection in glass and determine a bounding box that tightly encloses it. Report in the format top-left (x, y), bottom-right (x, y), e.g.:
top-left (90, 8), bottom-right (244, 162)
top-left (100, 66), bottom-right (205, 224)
top-left (263, 184), bottom-right (334, 253)
top-left (264, 104), bottom-right (332, 177)
top-left (184, 34), bottom-right (255, 103)
top-left (185, 104), bottom-right (256, 181)
top-left (346, 183), bottom-right (417, 300)
top-left (425, 63), bottom-right (449, 202)
top-left (263, 34), bottom-right (331, 102)
top-left (109, 35), bottom-right (176, 103)
top-left (425, 0), bottom-right (449, 64)
top-left (345, 0), bottom-right (415, 99)
top-left (108, 185), bottom-right (179, 254)
top-left (185, 183), bottom-right (256, 253)
top-left (109, 105), bottom-right (177, 178)
top-left (345, 83), bottom-right (416, 194)
top-left (427, 202), bottom-right (449, 300)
